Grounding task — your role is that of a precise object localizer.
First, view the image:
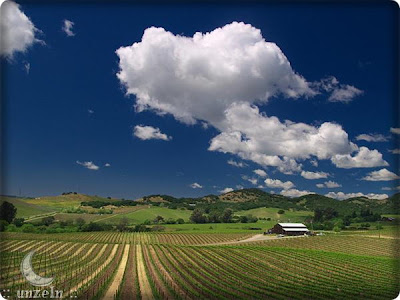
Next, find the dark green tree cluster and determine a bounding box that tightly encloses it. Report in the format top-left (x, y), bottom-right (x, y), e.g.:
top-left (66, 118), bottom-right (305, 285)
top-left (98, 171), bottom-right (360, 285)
top-left (190, 208), bottom-right (257, 224)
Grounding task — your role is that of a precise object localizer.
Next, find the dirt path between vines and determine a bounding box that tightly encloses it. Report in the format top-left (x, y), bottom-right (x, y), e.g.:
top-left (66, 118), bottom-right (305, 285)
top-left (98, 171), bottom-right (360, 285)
top-left (347, 234), bottom-right (398, 240)
top-left (67, 244), bottom-right (117, 297)
top-left (102, 244), bottom-right (130, 300)
top-left (136, 245), bottom-right (153, 300)
top-left (207, 234), bottom-right (307, 245)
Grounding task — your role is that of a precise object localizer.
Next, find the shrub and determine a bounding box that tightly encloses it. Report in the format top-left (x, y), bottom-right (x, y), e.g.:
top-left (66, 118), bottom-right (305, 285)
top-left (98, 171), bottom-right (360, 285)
top-left (75, 218), bottom-right (86, 227)
top-left (151, 225), bottom-right (166, 232)
top-left (21, 224), bottom-right (36, 233)
top-left (0, 220), bottom-right (9, 232)
top-left (41, 216), bottom-right (55, 226)
top-left (13, 218), bottom-right (25, 227)
top-left (6, 224), bottom-right (17, 232)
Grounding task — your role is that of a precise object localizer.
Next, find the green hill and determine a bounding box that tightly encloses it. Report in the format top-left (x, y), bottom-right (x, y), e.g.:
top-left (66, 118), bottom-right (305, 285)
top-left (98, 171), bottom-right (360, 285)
top-left (137, 188), bottom-right (396, 215)
top-left (0, 193), bottom-right (119, 218)
top-left (0, 196), bottom-right (54, 218)
top-left (1, 189), bottom-right (396, 221)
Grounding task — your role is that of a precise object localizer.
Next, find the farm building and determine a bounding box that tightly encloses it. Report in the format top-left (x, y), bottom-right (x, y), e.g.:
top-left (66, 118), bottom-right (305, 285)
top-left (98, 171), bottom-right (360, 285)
top-left (268, 223), bottom-right (309, 236)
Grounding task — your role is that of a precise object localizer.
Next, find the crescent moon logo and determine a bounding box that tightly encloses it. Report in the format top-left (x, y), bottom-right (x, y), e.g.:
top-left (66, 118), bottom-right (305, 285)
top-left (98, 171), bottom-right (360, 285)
top-left (20, 251), bottom-right (54, 287)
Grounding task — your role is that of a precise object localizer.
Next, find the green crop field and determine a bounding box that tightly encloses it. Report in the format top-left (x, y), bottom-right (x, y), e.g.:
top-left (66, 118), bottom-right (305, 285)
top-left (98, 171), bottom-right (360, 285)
top-left (0, 231), bottom-right (398, 300)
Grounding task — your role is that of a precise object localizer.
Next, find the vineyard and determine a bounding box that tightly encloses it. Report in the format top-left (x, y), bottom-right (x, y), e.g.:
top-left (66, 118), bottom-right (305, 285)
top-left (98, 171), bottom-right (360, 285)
top-left (0, 232), bottom-right (398, 300)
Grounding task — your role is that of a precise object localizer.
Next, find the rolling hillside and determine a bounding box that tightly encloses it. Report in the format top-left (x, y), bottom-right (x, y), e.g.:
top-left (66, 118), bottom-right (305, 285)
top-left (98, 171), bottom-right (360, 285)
top-left (1, 189), bottom-right (397, 221)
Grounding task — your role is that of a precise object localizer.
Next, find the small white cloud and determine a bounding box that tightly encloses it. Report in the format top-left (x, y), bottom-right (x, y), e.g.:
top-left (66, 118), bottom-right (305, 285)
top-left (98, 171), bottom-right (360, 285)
top-left (316, 180), bottom-right (341, 188)
top-left (133, 125), bottom-right (171, 141)
top-left (382, 186), bottom-right (400, 191)
top-left (389, 149), bottom-right (400, 154)
top-left (62, 19), bottom-right (75, 37)
top-left (1, 1), bottom-right (40, 57)
top-left (88, 109), bottom-right (94, 114)
top-left (190, 182), bottom-right (203, 189)
top-left (331, 147), bottom-right (388, 169)
top-left (264, 178), bottom-right (294, 190)
top-left (24, 62), bottom-right (30, 74)
top-left (227, 159), bottom-right (247, 168)
top-left (362, 168), bottom-right (400, 181)
top-left (390, 128), bottom-right (400, 135)
top-left (201, 122), bottom-right (209, 129)
top-left (310, 159), bottom-right (318, 167)
top-left (280, 189), bottom-right (313, 198)
top-left (315, 77), bottom-right (363, 103)
top-left (247, 178), bottom-right (258, 185)
top-left (301, 171), bottom-right (329, 180)
top-left (326, 191), bottom-right (388, 200)
top-left (328, 85), bottom-right (363, 103)
top-left (236, 185), bottom-right (244, 190)
top-left (253, 169), bottom-right (267, 177)
top-left (219, 187), bottom-right (234, 194)
top-left (104, 163), bottom-right (111, 167)
top-left (76, 161), bottom-right (99, 170)
top-left (356, 133), bottom-right (388, 142)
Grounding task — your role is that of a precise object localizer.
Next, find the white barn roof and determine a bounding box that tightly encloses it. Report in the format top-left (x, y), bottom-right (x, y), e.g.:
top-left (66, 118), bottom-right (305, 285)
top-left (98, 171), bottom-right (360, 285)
top-left (282, 228), bottom-right (309, 232)
top-left (278, 223), bottom-right (307, 228)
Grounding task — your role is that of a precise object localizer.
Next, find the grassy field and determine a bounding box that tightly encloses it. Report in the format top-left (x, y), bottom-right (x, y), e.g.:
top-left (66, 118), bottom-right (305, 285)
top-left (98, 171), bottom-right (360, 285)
top-left (0, 231), bottom-right (398, 299)
top-left (236, 207), bottom-right (312, 222)
top-left (0, 196), bottom-right (55, 218)
top-left (161, 220), bottom-right (275, 233)
top-left (23, 194), bottom-right (115, 209)
top-left (100, 206), bottom-right (193, 225)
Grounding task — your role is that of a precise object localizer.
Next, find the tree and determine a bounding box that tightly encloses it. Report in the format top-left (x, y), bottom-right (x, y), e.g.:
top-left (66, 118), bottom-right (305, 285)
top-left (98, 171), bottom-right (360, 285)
top-left (247, 214), bottom-right (258, 223)
top-left (278, 210), bottom-right (285, 215)
top-left (0, 201), bottom-right (17, 223)
top-left (13, 218), bottom-right (25, 227)
top-left (42, 216), bottom-right (55, 226)
top-left (176, 218), bottom-right (185, 224)
top-left (153, 215), bottom-right (164, 224)
top-left (134, 224), bottom-right (148, 232)
top-left (117, 217), bottom-right (129, 232)
top-left (221, 208), bottom-right (233, 223)
top-left (75, 217), bottom-right (86, 228)
top-left (81, 222), bottom-right (105, 232)
top-left (239, 215), bottom-right (249, 223)
top-left (208, 211), bottom-right (221, 223)
top-left (333, 226), bottom-right (341, 233)
top-left (314, 208), bottom-right (324, 222)
top-left (190, 209), bottom-right (207, 224)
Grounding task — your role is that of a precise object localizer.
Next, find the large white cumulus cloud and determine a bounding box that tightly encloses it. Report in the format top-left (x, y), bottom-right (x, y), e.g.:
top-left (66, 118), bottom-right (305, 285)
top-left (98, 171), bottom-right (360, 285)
top-left (116, 22), bottom-right (315, 125)
top-left (331, 147), bottom-right (388, 169)
top-left (116, 22), bottom-right (385, 173)
top-left (0, 1), bottom-right (39, 57)
top-left (208, 102), bottom-right (362, 173)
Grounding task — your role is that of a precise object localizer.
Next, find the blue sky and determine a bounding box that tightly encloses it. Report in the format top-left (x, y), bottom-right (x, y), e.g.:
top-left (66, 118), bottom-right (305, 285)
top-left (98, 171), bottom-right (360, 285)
top-left (2, 2), bottom-right (399, 199)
